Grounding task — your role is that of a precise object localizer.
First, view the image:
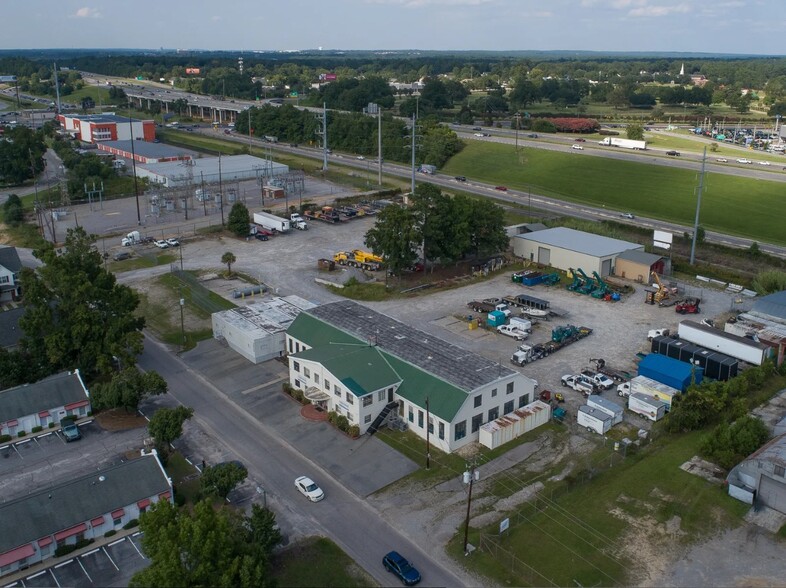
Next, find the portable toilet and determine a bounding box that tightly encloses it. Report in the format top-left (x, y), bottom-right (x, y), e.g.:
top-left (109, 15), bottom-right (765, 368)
top-left (487, 310), bottom-right (506, 327)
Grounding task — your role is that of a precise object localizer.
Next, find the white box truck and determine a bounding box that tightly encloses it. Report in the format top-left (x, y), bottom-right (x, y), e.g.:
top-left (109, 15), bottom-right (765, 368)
top-left (598, 137), bottom-right (646, 150)
top-left (253, 211), bottom-right (290, 233)
top-left (577, 405), bottom-right (613, 435)
top-left (628, 392), bottom-right (667, 422)
top-left (508, 317), bottom-right (532, 333)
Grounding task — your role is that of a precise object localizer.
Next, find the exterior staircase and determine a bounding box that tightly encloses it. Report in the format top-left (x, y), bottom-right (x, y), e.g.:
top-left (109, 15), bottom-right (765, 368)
top-left (366, 401), bottom-right (399, 436)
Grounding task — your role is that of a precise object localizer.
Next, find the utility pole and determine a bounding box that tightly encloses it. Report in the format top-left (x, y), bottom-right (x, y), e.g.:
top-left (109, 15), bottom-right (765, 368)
top-left (200, 171), bottom-right (207, 216)
top-left (462, 460), bottom-right (480, 555)
top-left (689, 147), bottom-right (707, 265)
top-left (377, 106), bottom-right (383, 186)
top-left (315, 103), bottom-right (328, 171)
top-left (53, 62), bottom-right (61, 112)
top-left (218, 152), bottom-right (225, 226)
top-left (409, 114), bottom-right (418, 196)
top-left (515, 112), bottom-right (521, 151)
top-left (128, 116), bottom-right (141, 225)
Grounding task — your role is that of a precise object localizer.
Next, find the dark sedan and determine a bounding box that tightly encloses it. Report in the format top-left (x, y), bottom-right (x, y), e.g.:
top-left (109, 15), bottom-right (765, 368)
top-left (383, 551), bottom-right (421, 586)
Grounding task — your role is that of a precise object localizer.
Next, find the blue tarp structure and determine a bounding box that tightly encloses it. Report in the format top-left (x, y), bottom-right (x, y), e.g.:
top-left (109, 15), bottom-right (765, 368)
top-left (638, 353), bottom-right (703, 392)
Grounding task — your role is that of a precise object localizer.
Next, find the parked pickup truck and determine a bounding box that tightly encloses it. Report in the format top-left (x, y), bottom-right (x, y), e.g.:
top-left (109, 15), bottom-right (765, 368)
top-left (497, 324), bottom-right (528, 341)
top-left (580, 370), bottom-right (615, 390)
top-left (561, 374), bottom-right (597, 397)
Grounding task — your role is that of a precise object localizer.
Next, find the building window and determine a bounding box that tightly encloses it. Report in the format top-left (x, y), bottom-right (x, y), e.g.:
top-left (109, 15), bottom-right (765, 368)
top-left (454, 421), bottom-right (466, 440)
top-left (418, 410), bottom-right (424, 428)
top-left (378, 390), bottom-right (385, 402)
top-left (776, 465), bottom-right (786, 478)
top-left (504, 400), bottom-right (514, 414)
top-left (491, 388), bottom-right (497, 398)
top-left (293, 361), bottom-right (300, 373)
top-left (408, 406), bottom-right (414, 422)
top-left (303, 367), bottom-right (310, 378)
top-left (471, 414), bottom-right (483, 433)
top-left (294, 379), bottom-right (300, 388)
top-left (488, 407), bottom-right (499, 422)
top-left (363, 395), bottom-right (373, 407)
top-left (474, 394), bottom-right (482, 408)
top-left (365, 414), bottom-right (372, 424)
top-left (428, 418), bottom-right (434, 434)
top-left (113, 515), bottom-right (122, 526)
top-left (518, 394), bottom-right (529, 408)
top-left (506, 382), bottom-right (514, 395)
top-left (347, 413), bottom-right (353, 422)
top-left (334, 384), bottom-right (341, 397)
top-left (438, 422), bottom-right (445, 440)
top-left (345, 392), bottom-right (354, 405)
top-left (288, 338), bottom-right (293, 353)
top-left (324, 379), bottom-right (330, 390)
top-left (314, 374), bottom-right (320, 385)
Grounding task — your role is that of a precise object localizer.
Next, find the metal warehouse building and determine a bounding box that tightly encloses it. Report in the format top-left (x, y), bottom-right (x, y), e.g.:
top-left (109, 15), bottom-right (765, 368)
top-left (97, 140), bottom-right (193, 164)
top-left (512, 227), bottom-right (643, 276)
top-left (135, 154), bottom-right (289, 188)
top-left (212, 296), bottom-right (316, 364)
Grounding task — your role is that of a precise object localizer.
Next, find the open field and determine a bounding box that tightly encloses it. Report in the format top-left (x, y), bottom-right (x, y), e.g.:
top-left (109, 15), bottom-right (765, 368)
top-left (442, 141), bottom-right (786, 245)
top-left (272, 537), bottom-right (376, 587)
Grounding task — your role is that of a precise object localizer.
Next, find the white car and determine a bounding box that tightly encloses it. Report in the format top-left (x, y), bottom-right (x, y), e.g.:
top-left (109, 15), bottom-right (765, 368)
top-left (295, 476), bottom-right (324, 502)
top-left (620, 212), bottom-right (635, 219)
top-left (154, 240), bottom-right (169, 249)
top-left (166, 238), bottom-right (180, 247)
top-left (715, 158), bottom-right (728, 163)
top-left (736, 158), bottom-right (752, 164)
top-left (571, 144), bottom-right (584, 150)
top-left (357, 155), bottom-right (365, 160)
top-left (473, 132), bottom-right (484, 137)
top-left (759, 161), bottom-right (771, 166)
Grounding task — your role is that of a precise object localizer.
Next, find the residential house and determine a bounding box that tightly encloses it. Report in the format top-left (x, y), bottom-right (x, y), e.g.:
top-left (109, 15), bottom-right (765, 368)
top-left (0, 246), bottom-right (22, 303)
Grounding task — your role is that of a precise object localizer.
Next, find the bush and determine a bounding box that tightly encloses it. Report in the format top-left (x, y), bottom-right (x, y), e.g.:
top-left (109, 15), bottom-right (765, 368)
top-left (31, 426), bottom-right (42, 433)
top-left (700, 416), bottom-right (770, 470)
top-left (531, 119), bottom-right (557, 133)
top-left (55, 544), bottom-right (78, 558)
top-left (348, 425), bottom-right (360, 438)
top-left (17, 431), bottom-right (26, 438)
top-left (282, 382), bottom-right (294, 395)
top-left (0, 434), bottom-right (11, 443)
top-left (48, 422), bottom-right (55, 428)
top-left (104, 530), bottom-right (117, 538)
top-left (335, 415), bottom-right (349, 432)
top-left (123, 519), bottom-right (139, 530)
top-left (174, 489), bottom-right (186, 507)
top-left (327, 411), bottom-right (338, 425)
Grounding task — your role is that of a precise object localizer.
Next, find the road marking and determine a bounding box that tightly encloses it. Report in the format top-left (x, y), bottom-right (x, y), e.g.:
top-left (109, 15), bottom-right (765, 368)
top-left (15, 439), bottom-right (31, 446)
top-left (27, 570), bottom-right (47, 579)
top-left (77, 557), bottom-right (92, 583)
top-left (108, 538), bottom-right (126, 547)
top-left (54, 559), bottom-right (74, 569)
top-left (81, 548), bottom-right (100, 556)
top-left (49, 567), bottom-right (62, 587)
top-left (240, 375), bottom-right (287, 395)
top-left (128, 536), bottom-right (146, 559)
top-left (102, 546), bottom-right (120, 571)
top-left (106, 212), bottom-right (121, 216)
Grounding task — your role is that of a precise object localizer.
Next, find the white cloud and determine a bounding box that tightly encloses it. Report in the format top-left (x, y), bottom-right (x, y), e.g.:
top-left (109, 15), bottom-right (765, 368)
top-left (628, 3), bottom-right (690, 17)
top-left (71, 7), bottom-right (102, 19)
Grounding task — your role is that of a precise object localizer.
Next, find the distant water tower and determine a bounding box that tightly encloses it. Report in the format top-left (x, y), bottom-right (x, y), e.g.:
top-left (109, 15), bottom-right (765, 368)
top-left (238, 57), bottom-right (244, 74)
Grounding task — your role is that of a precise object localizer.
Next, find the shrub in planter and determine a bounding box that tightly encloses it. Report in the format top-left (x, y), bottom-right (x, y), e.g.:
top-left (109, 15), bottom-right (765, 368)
top-left (123, 519), bottom-right (139, 530)
top-left (55, 544), bottom-right (78, 558)
top-left (348, 425), bottom-right (360, 438)
top-left (0, 434), bottom-right (11, 443)
top-left (104, 530), bottom-right (117, 538)
top-left (17, 431), bottom-right (26, 438)
top-left (282, 382), bottom-right (294, 395)
top-left (327, 411), bottom-right (338, 425)
top-left (48, 422), bottom-right (55, 428)
top-left (335, 415), bottom-right (349, 432)
top-left (31, 426), bottom-right (43, 433)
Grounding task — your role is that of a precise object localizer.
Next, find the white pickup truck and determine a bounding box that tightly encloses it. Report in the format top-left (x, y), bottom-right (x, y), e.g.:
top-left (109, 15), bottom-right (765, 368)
top-left (580, 370), bottom-right (615, 390)
top-left (561, 374), bottom-right (597, 397)
top-left (497, 324), bottom-right (528, 341)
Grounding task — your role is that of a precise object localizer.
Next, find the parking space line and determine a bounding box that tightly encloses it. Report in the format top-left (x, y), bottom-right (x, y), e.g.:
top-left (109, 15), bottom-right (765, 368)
top-left (26, 570), bottom-right (46, 579)
top-left (12, 444), bottom-right (22, 458)
top-left (15, 439), bottom-right (31, 446)
top-left (54, 559), bottom-right (74, 569)
top-left (76, 558), bottom-right (92, 583)
top-left (37, 432), bottom-right (53, 438)
top-left (102, 547), bottom-right (120, 571)
top-left (240, 376), bottom-right (287, 395)
top-left (81, 548), bottom-right (100, 557)
top-left (48, 567), bottom-right (61, 587)
top-left (108, 538), bottom-right (126, 547)
top-left (129, 534), bottom-right (145, 559)
top-left (3, 580), bottom-right (22, 587)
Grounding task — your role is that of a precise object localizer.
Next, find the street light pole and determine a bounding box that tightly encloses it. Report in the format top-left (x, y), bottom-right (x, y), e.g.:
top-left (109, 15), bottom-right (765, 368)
top-left (463, 461), bottom-right (479, 555)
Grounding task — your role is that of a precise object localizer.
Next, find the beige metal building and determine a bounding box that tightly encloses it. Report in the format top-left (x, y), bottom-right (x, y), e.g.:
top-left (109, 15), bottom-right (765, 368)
top-left (511, 227), bottom-right (643, 276)
top-left (613, 249), bottom-right (669, 282)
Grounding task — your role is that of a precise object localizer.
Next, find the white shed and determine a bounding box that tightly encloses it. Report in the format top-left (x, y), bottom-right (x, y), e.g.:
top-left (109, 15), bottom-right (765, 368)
top-left (478, 400), bottom-right (551, 449)
top-left (212, 296), bottom-right (315, 364)
top-left (577, 405), bottom-right (613, 435)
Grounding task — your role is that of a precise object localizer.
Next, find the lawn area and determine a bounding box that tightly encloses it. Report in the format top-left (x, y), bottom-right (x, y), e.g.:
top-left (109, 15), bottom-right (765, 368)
top-left (108, 252), bottom-right (176, 272)
top-left (272, 537), bottom-right (375, 587)
top-left (450, 430), bottom-right (749, 587)
top-left (443, 141), bottom-right (786, 245)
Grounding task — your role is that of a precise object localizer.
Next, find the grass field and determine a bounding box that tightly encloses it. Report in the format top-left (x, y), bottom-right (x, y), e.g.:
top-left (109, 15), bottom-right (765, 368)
top-left (449, 430), bottom-right (749, 587)
top-left (442, 141), bottom-right (786, 245)
top-left (272, 537), bottom-right (375, 587)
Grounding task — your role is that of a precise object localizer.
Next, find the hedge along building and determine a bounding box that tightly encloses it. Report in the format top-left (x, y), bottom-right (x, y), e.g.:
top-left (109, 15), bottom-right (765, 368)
top-left (285, 300), bottom-right (539, 453)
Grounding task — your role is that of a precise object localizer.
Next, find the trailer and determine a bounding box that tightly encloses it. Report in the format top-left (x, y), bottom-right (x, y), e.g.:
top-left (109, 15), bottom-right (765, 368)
top-left (651, 335), bottom-right (739, 381)
top-left (677, 320), bottom-right (771, 366)
top-left (587, 395), bottom-right (624, 425)
top-left (618, 375), bottom-right (680, 410)
top-left (512, 270), bottom-right (546, 286)
top-left (467, 299), bottom-right (504, 313)
top-left (253, 211), bottom-right (290, 233)
top-left (510, 325), bottom-right (592, 365)
top-left (479, 400), bottom-right (551, 449)
top-left (502, 294), bottom-right (550, 311)
top-left (598, 137), bottom-right (647, 150)
top-left (577, 405), bottom-right (613, 435)
top-left (304, 206), bottom-right (342, 223)
top-left (628, 392), bottom-right (667, 422)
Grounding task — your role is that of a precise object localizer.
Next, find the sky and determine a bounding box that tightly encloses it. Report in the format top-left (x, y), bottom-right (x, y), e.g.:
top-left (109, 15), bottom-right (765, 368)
top-left (2, 0), bottom-right (783, 55)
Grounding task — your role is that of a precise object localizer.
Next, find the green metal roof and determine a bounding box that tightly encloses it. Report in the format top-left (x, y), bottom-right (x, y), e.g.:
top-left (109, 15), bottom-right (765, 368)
top-left (294, 345), bottom-right (401, 397)
top-left (288, 315), bottom-right (469, 421)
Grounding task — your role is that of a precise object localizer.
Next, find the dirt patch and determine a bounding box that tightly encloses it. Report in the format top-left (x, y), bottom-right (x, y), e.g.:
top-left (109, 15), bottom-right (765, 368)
top-left (679, 456), bottom-right (727, 485)
top-left (134, 273), bottom-right (212, 334)
top-left (94, 408), bottom-right (148, 432)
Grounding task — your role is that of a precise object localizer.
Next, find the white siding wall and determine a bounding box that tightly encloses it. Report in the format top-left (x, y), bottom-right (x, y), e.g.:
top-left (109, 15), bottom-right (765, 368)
top-left (512, 240), bottom-right (603, 275)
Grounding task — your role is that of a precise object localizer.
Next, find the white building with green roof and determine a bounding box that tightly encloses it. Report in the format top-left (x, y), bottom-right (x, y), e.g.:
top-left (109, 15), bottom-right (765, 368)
top-left (286, 301), bottom-right (540, 453)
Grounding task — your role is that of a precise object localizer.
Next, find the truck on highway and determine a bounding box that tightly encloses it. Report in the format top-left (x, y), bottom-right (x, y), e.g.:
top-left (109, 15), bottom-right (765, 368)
top-left (598, 137), bottom-right (646, 150)
top-left (253, 211), bottom-right (290, 233)
top-left (418, 164), bottom-right (436, 174)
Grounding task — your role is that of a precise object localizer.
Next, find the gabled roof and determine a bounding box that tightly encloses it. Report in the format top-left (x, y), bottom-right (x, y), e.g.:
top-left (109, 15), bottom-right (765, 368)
top-left (514, 227), bottom-right (642, 258)
top-left (0, 371), bottom-right (89, 422)
top-left (0, 246), bottom-right (22, 273)
top-left (294, 345), bottom-right (401, 396)
top-left (745, 432), bottom-right (786, 467)
top-left (0, 453), bottom-right (170, 555)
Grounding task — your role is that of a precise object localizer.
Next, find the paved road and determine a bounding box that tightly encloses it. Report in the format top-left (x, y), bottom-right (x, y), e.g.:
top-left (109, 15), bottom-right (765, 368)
top-left (137, 336), bottom-right (467, 588)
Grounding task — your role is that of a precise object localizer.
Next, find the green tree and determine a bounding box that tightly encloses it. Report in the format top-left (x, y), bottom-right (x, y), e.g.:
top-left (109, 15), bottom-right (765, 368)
top-left (131, 499), bottom-right (278, 588)
top-left (626, 124), bottom-right (644, 141)
top-left (700, 416), bottom-right (770, 469)
top-left (90, 368), bottom-right (168, 412)
top-left (19, 227), bottom-right (145, 380)
top-left (148, 406), bottom-right (194, 454)
top-left (221, 251), bottom-right (236, 277)
top-left (364, 204), bottom-right (421, 277)
top-left (0, 126), bottom-right (46, 185)
top-left (227, 202), bottom-right (250, 238)
top-left (2, 194), bottom-right (24, 226)
top-left (247, 503), bottom-right (283, 555)
top-left (201, 462), bottom-right (248, 498)
top-left (607, 86), bottom-right (630, 109)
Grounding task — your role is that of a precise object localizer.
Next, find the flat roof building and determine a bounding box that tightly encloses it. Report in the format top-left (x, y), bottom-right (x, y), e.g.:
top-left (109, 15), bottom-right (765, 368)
top-left (57, 113), bottom-right (155, 144)
top-left (97, 140), bottom-right (193, 164)
top-left (135, 154), bottom-right (289, 187)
